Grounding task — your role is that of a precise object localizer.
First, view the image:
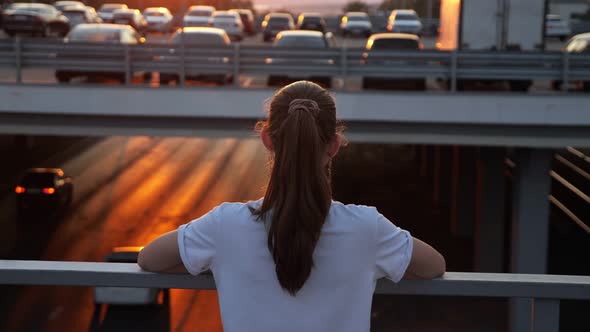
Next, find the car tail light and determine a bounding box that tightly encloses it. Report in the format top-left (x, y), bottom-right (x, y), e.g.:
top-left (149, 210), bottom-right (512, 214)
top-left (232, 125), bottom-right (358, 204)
top-left (43, 187), bottom-right (56, 195)
top-left (15, 186), bottom-right (26, 194)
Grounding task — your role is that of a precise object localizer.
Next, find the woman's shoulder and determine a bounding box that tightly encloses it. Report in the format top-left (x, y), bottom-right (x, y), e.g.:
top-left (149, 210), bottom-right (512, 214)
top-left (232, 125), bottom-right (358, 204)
top-left (329, 200), bottom-right (380, 223)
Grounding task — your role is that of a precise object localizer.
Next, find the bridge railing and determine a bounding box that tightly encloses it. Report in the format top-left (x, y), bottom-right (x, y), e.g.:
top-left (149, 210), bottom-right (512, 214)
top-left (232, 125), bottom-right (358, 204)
top-left (1, 260), bottom-right (589, 332)
top-left (2, 38), bottom-right (590, 92)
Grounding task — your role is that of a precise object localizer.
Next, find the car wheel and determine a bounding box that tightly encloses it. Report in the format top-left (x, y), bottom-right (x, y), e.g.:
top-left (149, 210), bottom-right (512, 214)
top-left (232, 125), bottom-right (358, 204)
top-left (559, 36), bottom-right (567, 42)
top-left (583, 81), bottom-right (590, 92)
top-left (267, 75), bottom-right (279, 86)
top-left (315, 77), bottom-right (331, 89)
top-left (416, 79), bottom-right (426, 91)
top-left (362, 77), bottom-right (372, 90)
top-left (5, 30), bottom-right (15, 37)
top-left (551, 80), bottom-right (563, 91)
top-left (43, 25), bottom-right (52, 38)
top-left (509, 80), bottom-right (530, 92)
top-left (143, 72), bottom-right (153, 82)
top-left (56, 72), bottom-right (70, 83)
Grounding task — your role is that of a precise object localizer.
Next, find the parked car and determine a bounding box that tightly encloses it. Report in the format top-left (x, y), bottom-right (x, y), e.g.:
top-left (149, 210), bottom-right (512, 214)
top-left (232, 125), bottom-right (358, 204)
top-left (183, 5), bottom-right (215, 27)
top-left (142, 7), bottom-right (173, 33)
top-left (229, 8), bottom-right (255, 35)
top-left (97, 3), bottom-right (128, 23)
top-left (53, 1), bottom-right (86, 12)
top-left (15, 168), bottom-right (73, 214)
top-left (89, 247), bottom-right (170, 332)
top-left (84, 6), bottom-right (103, 24)
top-left (266, 30), bottom-right (336, 88)
top-left (157, 27), bottom-right (233, 85)
top-left (340, 12), bottom-right (372, 37)
top-left (545, 14), bottom-right (571, 41)
top-left (55, 24), bottom-right (146, 83)
top-left (209, 11), bottom-right (243, 41)
top-left (387, 9), bottom-right (423, 35)
top-left (296, 12), bottom-right (326, 33)
top-left (2, 3), bottom-right (70, 37)
top-left (552, 32), bottom-right (590, 92)
top-left (361, 33), bottom-right (426, 90)
top-left (111, 8), bottom-right (148, 35)
top-left (261, 13), bottom-right (294, 42)
top-left (61, 5), bottom-right (99, 28)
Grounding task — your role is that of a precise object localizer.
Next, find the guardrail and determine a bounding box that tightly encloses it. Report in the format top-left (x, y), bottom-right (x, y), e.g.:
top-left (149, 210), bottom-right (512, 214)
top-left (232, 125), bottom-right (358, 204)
top-left (1, 260), bottom-right (589, 332)
top-left (2, 38), bottom-right (590, 92)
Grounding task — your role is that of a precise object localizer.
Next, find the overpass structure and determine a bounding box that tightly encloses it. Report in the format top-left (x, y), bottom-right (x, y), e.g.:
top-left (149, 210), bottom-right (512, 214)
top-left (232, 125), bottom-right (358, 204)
top-left (1, 83), bottom-right (590, 331)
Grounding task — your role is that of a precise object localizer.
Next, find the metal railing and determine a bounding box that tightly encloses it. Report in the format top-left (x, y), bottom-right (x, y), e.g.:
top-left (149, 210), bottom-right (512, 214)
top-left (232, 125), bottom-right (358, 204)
top-left (1, 260), bottom-right (589, 332)
top-left (2, 38), bottom-right (590, 92)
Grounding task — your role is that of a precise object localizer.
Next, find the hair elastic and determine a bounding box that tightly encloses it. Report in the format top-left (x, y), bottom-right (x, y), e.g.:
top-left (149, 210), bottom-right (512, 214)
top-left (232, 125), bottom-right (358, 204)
top-left (288, 99), bottom-right (320, 116)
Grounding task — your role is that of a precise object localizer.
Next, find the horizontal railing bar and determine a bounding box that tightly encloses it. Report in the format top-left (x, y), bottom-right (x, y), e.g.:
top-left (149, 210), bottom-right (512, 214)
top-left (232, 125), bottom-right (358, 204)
top-left (0, 260), bottom-right (589, 300)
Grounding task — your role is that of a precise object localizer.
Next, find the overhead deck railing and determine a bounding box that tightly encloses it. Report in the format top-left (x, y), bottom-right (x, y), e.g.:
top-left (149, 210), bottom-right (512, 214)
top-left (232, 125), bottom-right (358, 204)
top-left (1, 38), bottom-right (590, 92)
top-left (0, 260), bottom-right (589, 332)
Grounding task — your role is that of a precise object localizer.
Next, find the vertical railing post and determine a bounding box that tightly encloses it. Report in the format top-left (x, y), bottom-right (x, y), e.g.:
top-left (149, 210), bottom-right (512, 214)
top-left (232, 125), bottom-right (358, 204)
top-left (561, 51), bottom-right (569, 94)
top-left (532, 298), bottom-right (560, 332)
top-left (233, 43), bottom-right (240, 87)
top-left (15, 36), bottom-right (22, 84)
top-left (124, 44), bottom-right (131, 85)
top-left (340, 46), bottom-right (348, 90)
top-left (450, 50), bottom-right (458, 92)
top-left (179, 34), bottom-right (186, 87)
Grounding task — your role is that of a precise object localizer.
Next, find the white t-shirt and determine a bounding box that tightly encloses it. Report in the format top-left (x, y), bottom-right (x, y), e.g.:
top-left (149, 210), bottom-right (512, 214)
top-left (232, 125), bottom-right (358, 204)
top-left (178, 199), bottom-right (413, 332)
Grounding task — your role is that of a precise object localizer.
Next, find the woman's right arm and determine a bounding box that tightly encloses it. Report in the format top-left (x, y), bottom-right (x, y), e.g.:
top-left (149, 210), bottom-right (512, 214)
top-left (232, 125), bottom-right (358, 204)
top-left (404, 237), bottom-right (446, 279)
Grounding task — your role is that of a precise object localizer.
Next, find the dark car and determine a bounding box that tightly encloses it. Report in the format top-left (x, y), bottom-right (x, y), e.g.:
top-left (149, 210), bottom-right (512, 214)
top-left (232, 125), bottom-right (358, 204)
top-left (55, 23), bottom-right (146, 83)
top-left (97, 3), bottom-right (128, 23)
top-left (111, 8), bottom-right (147, 35)
top-left (361, 33), bottom-right (426, 90)
top-left (552, 32), bottom-right (590, 92)
top-left (15, 168), bottom-right (73, 214)
top-left (266, 30), bottom-right (336, 88)
top-left (261, 13), bottom-right (294, 42)
top-left (89, 247), bottom-right (170, 332)
top-left (157, 27), bottom-right (233, 85)
top-left (2, 3), bottom-right (70, 37)
top-left (230, 8), bottom-right (255, 35)
top-left (296, 12), bottom-right (326, 33)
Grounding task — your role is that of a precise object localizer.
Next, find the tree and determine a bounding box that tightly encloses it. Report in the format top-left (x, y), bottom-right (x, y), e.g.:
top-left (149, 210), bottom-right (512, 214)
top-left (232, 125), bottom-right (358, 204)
top-left (343, 1), bottom-right (369, 13)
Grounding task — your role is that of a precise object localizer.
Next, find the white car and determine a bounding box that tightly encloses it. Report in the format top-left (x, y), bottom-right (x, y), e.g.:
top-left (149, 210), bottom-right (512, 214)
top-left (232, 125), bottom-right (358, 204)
top-left (387, 9), bottom-right (422, 35)
top-left (546, 14), bottom-right (571, 41)
top-left (183, 5), bottom-right (214, 27)
top-left (340, 12), bottom-right (372, 37)
top-left (209, 11), bottom-right (243, 41)
top-left (143, 7), bottom-right (173, 33)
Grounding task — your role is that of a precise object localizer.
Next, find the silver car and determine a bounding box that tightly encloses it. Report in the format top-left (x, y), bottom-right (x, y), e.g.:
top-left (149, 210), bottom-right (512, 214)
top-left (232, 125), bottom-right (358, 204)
top-left (209, 11), bottom-right (243, 41)
top-left (183, 5), bottom-right (214, 27)
top-left (387, 9), bottom-right (422, 36)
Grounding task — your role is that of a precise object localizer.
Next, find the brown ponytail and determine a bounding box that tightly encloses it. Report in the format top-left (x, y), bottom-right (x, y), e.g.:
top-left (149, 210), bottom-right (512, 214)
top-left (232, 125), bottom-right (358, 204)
top-left (252, 81), bottom-right (344, 296)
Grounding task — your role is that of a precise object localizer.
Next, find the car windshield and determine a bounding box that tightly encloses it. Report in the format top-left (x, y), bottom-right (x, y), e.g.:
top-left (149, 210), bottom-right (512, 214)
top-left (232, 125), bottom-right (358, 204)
top-left (347, 16), bottom-right (368, 22)
top-left (12, 7), bottom-right (45, 14)
top-left (303, 17), bottom-right (321, 23)
top-left (68, 29), bottom-right (122, 42)
top-left (100, 5), bottom-right (125, 13)
top-left (145, 11), bottom-right (165, 17)
top-left (172, 32), bottom-right (226, 45)
top-left (113, 13), bottom-right (133, 19)
top-left (371, 38), bottom-right (419, 50)
top-left (63, 11), bottom-right (85, 20)
top-left (275, 35), bottom-right (326, 48)
top-left (22, 173), bottom-right (55, 187)
top-left (214, 15), bottom-right (235, 20)
top-left (396, 14), bottom-right (418, 21)
top-left (188, 10), bottom-right (211, 16)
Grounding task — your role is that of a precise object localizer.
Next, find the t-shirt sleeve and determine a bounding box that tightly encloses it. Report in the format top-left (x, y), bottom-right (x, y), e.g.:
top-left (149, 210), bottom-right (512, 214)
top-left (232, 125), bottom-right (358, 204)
top-left (374, 211), bottom-right (413, 283)
top-left (177, 206), bottom-right (220, 275)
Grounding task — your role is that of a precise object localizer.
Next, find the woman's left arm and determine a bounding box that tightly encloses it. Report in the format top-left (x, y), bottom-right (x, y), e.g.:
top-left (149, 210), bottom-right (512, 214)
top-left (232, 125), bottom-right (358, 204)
top-left (138, 230), bottom-right (187, 273)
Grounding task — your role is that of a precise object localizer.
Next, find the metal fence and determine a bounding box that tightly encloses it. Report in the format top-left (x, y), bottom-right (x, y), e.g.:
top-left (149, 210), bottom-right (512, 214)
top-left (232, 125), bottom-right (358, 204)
top-left (1, 260), bottom-right (589, 332)
top-left (2, 38), bottom-right (590, 92)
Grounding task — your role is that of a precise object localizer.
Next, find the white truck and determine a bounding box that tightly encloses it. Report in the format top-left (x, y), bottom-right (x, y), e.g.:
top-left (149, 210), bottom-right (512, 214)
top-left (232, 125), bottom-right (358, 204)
top-left (437, 0), bottom-right (547, 91)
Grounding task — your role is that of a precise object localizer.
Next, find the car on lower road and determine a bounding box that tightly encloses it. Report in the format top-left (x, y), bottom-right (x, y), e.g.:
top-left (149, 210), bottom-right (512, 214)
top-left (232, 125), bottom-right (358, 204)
top-left (15, 168), bottom-right (73, 214)
top-left (387, 9), bottom-right (423, 36)
top-left (209, 10), bottom-right (243, 41)
top-left (296, 12), bottom-right (326, 33)
top-left (143, 7), bottom-right (173, 33)
top-left (266, 30), bottom-right (336, 88)
top-left (97, 3), bottom-right (127, 23)
top-left (183, 5), bottom-right (215, 27)
top-left (111, 8), bottom-right (148, 35)
top-left (89, 246), bottom-right (170, 332)
top-left (261, 13), bottom-right (294, 42)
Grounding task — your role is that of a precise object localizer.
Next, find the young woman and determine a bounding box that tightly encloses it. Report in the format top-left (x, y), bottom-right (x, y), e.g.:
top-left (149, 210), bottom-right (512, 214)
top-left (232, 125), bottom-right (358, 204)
top-left (138, 80), bottom-right (445, 332)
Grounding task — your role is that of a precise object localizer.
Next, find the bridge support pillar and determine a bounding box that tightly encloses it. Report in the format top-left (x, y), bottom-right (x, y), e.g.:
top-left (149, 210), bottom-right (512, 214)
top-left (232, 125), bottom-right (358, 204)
top-left (509, 148), bottom-right (553, 332)
top-left (450, 146), bottom-right (476, 238)
top-left (474, 147), bottom-right (507, 272)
